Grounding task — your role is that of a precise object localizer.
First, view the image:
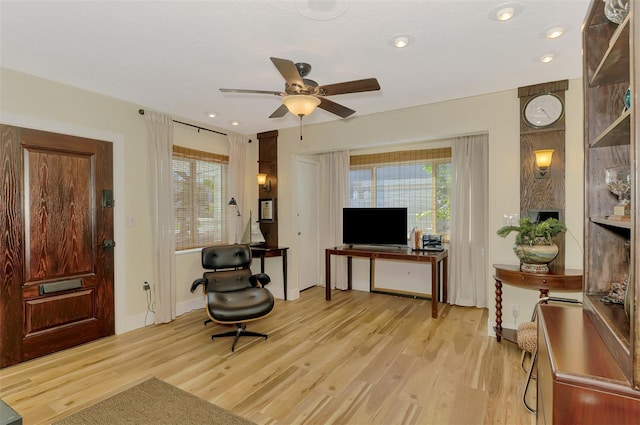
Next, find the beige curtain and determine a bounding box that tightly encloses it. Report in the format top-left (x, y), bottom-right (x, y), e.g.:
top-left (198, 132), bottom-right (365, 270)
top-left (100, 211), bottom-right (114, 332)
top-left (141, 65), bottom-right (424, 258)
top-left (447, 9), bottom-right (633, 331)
top-left (144, 111), bottom-right (176, 323)
top-left (227, 132), bottom-right (250, 243)
top-left (321, 150), bottom-right (349, 290)
top-left (449, 134), bottom-right (489, 307)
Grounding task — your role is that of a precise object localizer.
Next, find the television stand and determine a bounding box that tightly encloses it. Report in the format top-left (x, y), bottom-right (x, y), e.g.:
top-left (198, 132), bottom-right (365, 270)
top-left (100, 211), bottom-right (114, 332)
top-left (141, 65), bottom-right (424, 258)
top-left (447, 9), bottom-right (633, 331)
top-left (325, 245), bottom-right (448, 318)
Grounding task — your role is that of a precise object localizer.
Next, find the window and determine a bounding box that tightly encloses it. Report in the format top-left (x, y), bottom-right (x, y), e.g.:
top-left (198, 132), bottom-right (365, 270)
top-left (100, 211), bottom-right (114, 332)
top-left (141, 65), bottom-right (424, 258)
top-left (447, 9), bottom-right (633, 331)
top-left (173, 146), bottom-right (229, 250)
top-left (349, 148), bottom-right (451, 239)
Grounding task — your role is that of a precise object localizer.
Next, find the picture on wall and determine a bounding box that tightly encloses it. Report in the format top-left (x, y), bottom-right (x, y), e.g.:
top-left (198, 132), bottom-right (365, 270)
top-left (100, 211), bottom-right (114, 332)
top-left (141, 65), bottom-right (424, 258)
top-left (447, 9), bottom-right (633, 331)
top-left (259, 199), bottom-right (273, 221)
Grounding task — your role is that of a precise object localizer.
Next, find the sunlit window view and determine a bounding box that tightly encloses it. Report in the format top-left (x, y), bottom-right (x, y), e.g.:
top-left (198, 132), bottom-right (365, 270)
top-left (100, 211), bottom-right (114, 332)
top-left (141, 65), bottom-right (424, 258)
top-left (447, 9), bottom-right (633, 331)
top-left (349, 149), bottom-right (451, 240)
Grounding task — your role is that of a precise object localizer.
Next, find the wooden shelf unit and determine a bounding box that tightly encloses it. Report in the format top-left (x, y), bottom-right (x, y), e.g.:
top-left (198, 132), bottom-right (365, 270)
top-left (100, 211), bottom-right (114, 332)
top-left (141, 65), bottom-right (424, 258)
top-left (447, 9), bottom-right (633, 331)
top-left (536, 1), bottom-right (639, 422)
top-left (582, 0), bottom-right (637, 387)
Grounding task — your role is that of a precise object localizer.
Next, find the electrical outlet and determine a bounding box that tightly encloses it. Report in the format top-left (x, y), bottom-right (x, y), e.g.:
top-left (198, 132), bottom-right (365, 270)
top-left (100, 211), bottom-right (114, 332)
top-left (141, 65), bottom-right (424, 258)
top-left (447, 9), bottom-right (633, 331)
top-left (143, 281), bottom-right (150, 291)
top-left (512, 304), bottom-right (519, 319)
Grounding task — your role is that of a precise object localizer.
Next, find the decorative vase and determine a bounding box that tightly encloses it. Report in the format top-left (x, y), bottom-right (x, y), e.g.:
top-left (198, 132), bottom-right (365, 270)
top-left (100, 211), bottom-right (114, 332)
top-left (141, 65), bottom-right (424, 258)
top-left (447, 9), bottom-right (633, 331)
top-left (604, 0), bottom-right (630, 24)
top-left (605, 166), bottom-right (631, 217)
top-left (513, 243), bottom-right (559, 273)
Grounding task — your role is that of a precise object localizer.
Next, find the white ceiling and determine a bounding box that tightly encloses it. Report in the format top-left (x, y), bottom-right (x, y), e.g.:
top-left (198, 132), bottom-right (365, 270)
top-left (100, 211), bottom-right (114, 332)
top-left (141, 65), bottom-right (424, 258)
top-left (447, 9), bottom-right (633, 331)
top-left (0, 0), bottom-right (590, 135)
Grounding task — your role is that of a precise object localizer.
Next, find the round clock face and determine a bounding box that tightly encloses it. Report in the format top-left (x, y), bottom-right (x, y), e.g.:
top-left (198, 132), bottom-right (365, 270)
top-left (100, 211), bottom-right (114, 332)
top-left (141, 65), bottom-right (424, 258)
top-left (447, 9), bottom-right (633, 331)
top-left (523, 93), bottom-right (564, 128)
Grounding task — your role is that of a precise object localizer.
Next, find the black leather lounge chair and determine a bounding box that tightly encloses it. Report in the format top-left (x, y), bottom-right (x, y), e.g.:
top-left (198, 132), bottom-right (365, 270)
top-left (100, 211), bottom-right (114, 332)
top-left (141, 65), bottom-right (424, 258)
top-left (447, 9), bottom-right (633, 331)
top-left (190, 244), bottom-right (275, 352)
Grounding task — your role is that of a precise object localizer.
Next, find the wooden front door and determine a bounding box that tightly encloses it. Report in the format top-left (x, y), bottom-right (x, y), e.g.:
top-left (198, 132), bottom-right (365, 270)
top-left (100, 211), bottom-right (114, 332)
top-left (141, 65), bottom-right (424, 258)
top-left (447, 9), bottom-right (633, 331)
top-left (0, 125), bottom-right (114, 367)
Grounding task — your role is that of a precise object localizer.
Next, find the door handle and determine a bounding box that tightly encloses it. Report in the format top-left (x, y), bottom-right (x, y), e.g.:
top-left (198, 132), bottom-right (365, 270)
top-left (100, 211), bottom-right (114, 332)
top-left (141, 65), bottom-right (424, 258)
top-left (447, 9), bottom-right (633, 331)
top-left (101, 240), bottom-right (116, 249)
top-left (297, 232), bottom-right (302, 235)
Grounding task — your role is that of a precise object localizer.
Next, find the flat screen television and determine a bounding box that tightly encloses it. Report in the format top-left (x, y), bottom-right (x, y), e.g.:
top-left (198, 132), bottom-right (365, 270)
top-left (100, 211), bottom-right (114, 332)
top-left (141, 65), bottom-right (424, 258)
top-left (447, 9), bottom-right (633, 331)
top-left (342, 207), bottom-right (408, 247)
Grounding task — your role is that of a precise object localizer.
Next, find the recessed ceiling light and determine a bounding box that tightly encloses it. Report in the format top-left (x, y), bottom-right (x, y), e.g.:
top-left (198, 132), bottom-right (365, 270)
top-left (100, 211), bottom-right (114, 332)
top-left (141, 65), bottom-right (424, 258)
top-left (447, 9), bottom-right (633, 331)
top-left (539, 53), bottom-right (556, 63)
top-left (389, 34), bottom-right (414, 48)
top-left (207, 112), bottom-right (217, 118)
top-left (489, 3), bottom-right (523, 21)
top-left (496, 7), bottom-right (515, 20)
top-left (545, 26), bottom-right (566, 39)
top-left (230, 120), bottom-right (240, 126)
top-left (394, 36), bottom-right (409, 48)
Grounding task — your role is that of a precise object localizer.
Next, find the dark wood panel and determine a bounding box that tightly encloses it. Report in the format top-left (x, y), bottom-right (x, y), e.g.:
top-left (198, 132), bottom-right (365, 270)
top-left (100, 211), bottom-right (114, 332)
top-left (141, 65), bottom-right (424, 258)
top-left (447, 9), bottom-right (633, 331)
top-left (24, 148), bottom-right (94, 282)
top-left (517, 80), bottom-right (569, 98)
top-left (520, 130), bottom-right (566, 213)
top-left (518, 85), bottom-right (567, 269)
top-left (0, 125), bottom-right (24, 367)
top-left (258, 130), bottom-right (278, 247)
top-left (22, 319), bottom-right (100, 362)
top-left (94, 138), bottom-right (115, 336)
top-left (24, 289), bottom-right (96, 335)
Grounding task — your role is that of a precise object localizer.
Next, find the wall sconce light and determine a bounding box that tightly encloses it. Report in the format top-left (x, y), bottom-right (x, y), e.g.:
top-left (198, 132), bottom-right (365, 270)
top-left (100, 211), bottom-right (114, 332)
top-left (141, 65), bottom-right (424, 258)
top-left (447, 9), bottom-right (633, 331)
top-left (228, 197), bottom-right (241, 216)
top-left (534, 149), bottom-right (554, 179)
top-left (257, 173), bottom-right (271, 192)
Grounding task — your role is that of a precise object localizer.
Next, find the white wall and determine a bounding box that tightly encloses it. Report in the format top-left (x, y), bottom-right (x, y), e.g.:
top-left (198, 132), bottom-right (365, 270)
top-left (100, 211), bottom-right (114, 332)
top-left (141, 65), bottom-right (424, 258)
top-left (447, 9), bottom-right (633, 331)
top-left (1, 66), bottom-right (584, 335)
top-left (276, 80), bottom-right (584, 331)
top-left (0, 67), bottom-right (260, 332)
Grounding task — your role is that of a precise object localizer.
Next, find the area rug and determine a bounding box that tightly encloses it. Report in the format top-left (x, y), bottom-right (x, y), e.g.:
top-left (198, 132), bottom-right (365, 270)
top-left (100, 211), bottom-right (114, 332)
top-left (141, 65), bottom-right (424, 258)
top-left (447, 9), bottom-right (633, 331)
top-left (53, 377), bottom-right (255, 425)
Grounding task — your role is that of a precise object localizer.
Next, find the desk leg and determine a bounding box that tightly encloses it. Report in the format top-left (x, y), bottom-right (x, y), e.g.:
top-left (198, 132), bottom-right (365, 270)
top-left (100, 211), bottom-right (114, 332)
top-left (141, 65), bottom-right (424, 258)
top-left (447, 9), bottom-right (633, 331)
top-left (369, 258), bottom-right (374, 292)
top-left (431, 258), bottom-right (438, 319)
top-left (282, 250), bottom-right (288, 301)
top-left (495, 278), bottom-right (503, 342)
top-left (347, 256), bottom-right (353, 290)
top-left (442, 256), bottom-right (448, 303)
top-left (325, 250), bottom-right (331, 301)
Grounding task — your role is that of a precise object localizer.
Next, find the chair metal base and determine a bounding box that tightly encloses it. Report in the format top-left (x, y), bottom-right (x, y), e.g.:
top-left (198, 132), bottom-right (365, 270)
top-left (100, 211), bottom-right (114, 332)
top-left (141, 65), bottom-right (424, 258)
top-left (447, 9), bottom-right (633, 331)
top-left (211, 323), bottom-right (268, 352)
top-left (522, 349), bottom-right (537, 414)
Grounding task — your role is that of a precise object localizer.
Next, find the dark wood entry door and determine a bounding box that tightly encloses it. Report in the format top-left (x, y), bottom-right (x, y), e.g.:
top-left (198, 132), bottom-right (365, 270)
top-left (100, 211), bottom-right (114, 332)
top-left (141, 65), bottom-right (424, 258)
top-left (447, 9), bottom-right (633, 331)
top-left (0, 125), bottom-right (114, 367)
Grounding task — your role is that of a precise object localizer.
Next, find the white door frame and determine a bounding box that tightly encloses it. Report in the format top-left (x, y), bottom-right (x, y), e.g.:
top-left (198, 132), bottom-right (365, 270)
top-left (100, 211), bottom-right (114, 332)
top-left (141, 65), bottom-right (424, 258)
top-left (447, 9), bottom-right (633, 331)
top-left (292, 156), bottom-right (320, 297)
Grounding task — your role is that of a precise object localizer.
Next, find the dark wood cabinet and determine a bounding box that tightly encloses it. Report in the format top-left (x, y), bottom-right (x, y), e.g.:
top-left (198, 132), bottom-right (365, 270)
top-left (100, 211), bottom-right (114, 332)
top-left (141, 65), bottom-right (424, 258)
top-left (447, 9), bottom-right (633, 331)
top-left (536, 1), bottom-right (640, 422)
top-left (537, 305), bottom-right (640, 424)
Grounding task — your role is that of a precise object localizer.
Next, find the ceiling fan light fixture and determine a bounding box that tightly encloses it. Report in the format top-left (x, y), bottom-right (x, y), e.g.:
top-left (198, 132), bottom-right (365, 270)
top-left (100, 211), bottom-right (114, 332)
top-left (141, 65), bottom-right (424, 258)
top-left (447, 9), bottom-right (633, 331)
top-left (282, 94), bottom-right (321, 116)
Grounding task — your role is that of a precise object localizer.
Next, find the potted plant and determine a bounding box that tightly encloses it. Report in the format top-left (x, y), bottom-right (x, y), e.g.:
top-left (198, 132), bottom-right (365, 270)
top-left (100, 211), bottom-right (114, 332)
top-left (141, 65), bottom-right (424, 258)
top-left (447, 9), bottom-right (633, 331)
top-left (497, 217), bottom-right (567, 273)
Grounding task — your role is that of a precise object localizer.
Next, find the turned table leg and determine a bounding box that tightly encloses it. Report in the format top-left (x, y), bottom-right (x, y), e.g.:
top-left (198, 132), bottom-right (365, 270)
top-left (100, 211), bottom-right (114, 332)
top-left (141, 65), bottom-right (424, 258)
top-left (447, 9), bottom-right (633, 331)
top-left (495, 278), bottom-right (503, 342)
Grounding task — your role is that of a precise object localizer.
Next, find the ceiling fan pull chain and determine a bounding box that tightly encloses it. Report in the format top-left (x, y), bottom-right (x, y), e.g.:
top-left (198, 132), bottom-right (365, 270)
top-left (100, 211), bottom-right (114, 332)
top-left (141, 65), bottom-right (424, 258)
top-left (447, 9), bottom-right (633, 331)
top-left (299, 115), bottom-right (303, 141)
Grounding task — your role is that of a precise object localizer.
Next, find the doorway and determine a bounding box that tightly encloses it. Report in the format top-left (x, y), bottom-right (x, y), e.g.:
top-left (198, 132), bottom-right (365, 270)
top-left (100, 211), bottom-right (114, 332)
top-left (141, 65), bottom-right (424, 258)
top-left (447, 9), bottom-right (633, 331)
top-left (0, 125), bottom-right (115, 367)
top-left (295, 158), bottom-right (320, 292)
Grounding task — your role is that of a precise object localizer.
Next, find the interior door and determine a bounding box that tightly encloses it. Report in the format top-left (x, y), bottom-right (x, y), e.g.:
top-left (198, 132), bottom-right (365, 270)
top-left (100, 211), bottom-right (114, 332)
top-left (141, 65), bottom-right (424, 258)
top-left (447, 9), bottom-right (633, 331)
top-left (296, 159), bottom-right (319, 291)
top-left (0, 125), bottom-right (114, 367)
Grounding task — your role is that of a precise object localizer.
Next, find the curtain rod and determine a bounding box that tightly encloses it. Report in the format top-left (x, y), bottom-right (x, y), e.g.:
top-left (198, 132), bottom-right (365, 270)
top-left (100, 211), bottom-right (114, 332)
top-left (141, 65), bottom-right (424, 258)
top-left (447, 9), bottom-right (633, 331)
top-left (138, 109), bottom-right (227, 136)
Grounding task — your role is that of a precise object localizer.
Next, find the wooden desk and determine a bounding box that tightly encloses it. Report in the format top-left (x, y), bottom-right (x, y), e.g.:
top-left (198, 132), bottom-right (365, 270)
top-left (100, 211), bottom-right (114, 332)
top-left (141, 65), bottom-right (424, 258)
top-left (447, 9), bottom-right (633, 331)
top-left (493, 264), bottom-right (582, 343)
top-left (325, 246), bottom-right (448, 318)
top-left (251, 246), bottom-right (289, 300)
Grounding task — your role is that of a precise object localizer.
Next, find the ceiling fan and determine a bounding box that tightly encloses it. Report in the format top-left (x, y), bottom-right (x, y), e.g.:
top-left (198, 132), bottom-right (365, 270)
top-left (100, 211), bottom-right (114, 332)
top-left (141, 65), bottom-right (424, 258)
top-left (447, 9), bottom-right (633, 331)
top-left (220, 57), bottom-right (381, 119)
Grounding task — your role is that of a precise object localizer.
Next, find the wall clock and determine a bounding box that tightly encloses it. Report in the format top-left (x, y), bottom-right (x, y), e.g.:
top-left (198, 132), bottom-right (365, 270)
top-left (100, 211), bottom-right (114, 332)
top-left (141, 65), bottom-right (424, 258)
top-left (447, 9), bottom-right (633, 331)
top-left (523, 93), bottom-right (564, 128)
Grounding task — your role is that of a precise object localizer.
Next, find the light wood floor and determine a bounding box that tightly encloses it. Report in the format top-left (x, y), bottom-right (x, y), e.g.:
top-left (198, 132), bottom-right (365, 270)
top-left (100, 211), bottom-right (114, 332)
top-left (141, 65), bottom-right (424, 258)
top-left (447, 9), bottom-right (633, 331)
top-left (1, 287), bottom-right (535, 425)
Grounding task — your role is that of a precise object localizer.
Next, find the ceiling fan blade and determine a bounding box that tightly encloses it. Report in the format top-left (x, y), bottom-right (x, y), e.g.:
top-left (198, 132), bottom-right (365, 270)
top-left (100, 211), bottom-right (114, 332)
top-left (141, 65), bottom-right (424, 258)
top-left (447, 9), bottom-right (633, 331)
top-left (318, 97), bottom-right (355, 118)
top-left (220, 88), bottom-right (283, 96)
top-left (318, 78), bottom-right (380, 96)
top-left (270, 57), bottom-right (304, 88)
top-left (269, 104), bottom-right (289, 118)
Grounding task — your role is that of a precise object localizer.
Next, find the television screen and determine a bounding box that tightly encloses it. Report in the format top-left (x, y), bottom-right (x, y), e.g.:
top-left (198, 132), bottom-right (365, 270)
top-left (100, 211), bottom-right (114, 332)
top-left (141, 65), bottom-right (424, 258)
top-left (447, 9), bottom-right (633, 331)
top-left (342, 207), bottom-right (408, 246)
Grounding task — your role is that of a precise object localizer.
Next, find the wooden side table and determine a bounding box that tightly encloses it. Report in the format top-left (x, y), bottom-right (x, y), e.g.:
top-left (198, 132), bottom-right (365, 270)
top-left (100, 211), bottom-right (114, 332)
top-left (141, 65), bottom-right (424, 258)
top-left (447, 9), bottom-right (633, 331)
top-left (493, 264), bottom-right (582, 343)
top-left (251, 246), bottom-right (289, 300)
